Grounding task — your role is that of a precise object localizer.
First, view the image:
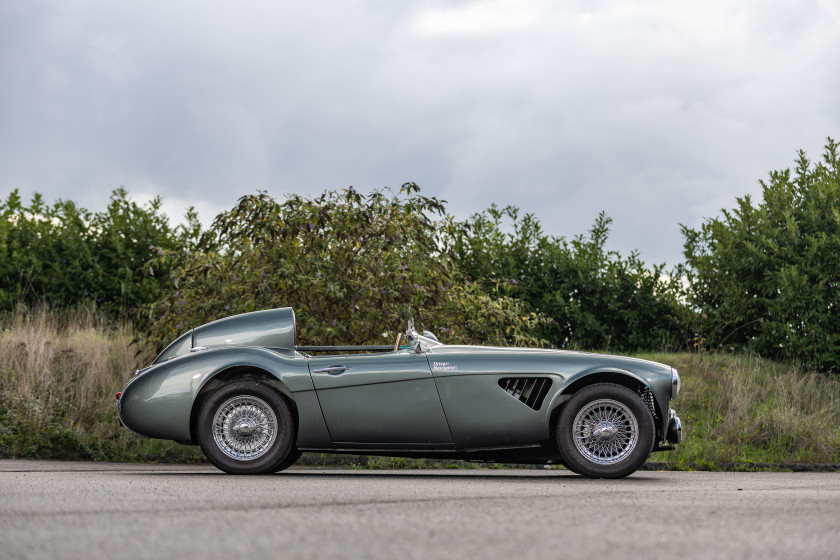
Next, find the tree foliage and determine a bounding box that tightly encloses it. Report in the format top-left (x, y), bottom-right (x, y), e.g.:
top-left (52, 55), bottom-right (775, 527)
top-left (682, 138), bottom-right (840, 370)
top-left (0, 188), bottom-right (198, 314)
top-left (11, 135), bottom-right (838, 370)
top-left (450, 205), bottom-right (688, 351)
top-left (142, 185), bottom-right (551, 351)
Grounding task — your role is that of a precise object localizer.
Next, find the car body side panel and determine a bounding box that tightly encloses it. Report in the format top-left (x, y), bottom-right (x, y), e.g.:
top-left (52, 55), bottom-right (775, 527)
top-left (119, 347), bottom-right (328, 444)
top-left (426, 346), bottom-right (673, 447)
top-left (292, 390), bottom-right (332, 448)
top-left (314, 380), bottom-right (454, 445)
top-left (310, 351), bottom-right (453, 445)
top-left (433, 374), bottom-right (562, 448)
top-left (427, 348), bottom-right (566, 448)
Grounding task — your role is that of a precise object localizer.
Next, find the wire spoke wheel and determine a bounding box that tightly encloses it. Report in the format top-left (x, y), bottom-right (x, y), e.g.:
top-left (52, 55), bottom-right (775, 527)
top-left (198, 380), bottom-right (298, 474)
top-left (212, 395), bottom-right (278, 461)
top-left (572, 398), bottom-right (639, 465)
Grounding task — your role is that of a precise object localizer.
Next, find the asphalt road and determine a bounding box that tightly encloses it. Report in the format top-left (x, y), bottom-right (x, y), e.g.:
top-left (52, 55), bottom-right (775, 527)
top-left (1, 460), bottom-right (838, 560)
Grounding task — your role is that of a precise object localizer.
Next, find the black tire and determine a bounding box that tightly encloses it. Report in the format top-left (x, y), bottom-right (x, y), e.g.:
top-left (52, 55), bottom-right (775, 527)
top-left (558, 458), bottom-right (582, 475)
top-left (197, 380), bottom-right (298, 474)
top-left (556, 383), bottom-right (655, 479)
top-left (273, 448), bottom-right (303, 472)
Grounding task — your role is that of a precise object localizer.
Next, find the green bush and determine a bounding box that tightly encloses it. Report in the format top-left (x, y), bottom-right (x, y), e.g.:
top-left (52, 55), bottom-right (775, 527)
top-left (0, 188), bottom-right (200, 315)
top-left (141, 185), bottom-right (552, 351)
top-left (682, 138), bottom-right (840, 370)
top-left (449, 205), bottom-right (688, 351)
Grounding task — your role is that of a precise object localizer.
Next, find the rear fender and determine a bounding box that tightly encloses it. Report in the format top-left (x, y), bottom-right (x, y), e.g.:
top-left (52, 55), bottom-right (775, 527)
top-left (119, 347), bottom-right (315, 443)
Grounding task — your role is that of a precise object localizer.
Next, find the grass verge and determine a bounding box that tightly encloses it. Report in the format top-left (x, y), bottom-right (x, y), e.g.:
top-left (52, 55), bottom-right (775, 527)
top-left (643, 351), bottom-right (840, 469)
top-left (0, 305), bottom-right (204, 463)
top-left (2, 307), bottom-right (838, 469)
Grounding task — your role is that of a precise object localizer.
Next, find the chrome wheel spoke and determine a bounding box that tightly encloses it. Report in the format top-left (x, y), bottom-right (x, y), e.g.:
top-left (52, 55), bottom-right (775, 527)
top-left (212, 395), bottom-right (278, 461)
top-left (572, 399), bottom-right (638, 465)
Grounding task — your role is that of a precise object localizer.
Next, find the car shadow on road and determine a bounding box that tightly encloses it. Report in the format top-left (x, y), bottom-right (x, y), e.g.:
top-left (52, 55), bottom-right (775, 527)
top-left (133, 470), bottom-right (668, 483)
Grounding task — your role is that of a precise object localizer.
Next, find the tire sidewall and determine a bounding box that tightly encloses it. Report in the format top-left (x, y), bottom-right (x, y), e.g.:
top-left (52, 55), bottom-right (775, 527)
top-left (557, 383), bottom-right (655, 478)
top-left (197, 380), bottom-right (296, 474)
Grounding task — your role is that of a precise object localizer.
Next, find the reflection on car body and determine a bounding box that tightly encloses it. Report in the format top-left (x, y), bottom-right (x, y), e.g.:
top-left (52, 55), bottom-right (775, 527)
top-left (118, 308), bottom-right (682, 478)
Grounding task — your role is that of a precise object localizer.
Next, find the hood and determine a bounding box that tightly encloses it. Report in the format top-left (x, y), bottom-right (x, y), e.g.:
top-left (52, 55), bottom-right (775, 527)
top-left (426, 344), bottom-right (672, 379)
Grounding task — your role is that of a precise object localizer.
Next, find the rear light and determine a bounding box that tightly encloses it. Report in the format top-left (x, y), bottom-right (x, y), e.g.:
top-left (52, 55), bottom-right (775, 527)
top-left (115, 392), bottom-right (122, 401)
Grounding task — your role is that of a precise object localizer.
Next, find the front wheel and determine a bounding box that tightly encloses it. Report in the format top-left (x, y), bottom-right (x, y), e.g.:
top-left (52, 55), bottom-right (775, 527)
top-left (197, 380), bottom-right (298, 474)
top-left (556, 383), bottom-right (655, 478)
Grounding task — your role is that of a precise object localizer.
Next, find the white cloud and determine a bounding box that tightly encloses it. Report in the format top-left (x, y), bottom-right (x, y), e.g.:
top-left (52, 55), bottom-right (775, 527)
top-left (411, 0), bottom-right (544, 37)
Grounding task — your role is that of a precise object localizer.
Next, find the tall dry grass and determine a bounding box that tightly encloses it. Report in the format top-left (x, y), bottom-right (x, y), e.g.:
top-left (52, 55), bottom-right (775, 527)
top-left (644, 351), bottom-right (840, 468)
top-left (1, 306), bottom-right (135, 431)
top-left (0, 305), bottom-right (203, 462)
top-left (2, 307), bottom-right (838, 467)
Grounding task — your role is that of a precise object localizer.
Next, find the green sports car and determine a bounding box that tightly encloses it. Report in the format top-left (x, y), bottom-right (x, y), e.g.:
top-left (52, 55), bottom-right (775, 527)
top-left (118, 307), bottom-right (682, 478)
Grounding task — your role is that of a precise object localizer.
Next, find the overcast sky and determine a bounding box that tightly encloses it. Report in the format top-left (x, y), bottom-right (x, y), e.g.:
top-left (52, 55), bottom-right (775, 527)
top-left (2, 0), bottom-right (838, 266)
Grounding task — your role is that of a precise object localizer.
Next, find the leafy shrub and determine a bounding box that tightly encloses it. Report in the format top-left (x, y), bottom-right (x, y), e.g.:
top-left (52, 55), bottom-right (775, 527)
top-left (682, 138), bottom-right (840, 370)
top-left (450, 205), bottom-right (688, 351)
top-left (0, 188), bottom-right (199, 315)
top-left (142, 185), bottom-right (552, 351)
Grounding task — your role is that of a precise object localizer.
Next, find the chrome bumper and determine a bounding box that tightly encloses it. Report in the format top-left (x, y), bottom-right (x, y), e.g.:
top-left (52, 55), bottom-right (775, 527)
top-left (666, 408), bottom-right (682, 444)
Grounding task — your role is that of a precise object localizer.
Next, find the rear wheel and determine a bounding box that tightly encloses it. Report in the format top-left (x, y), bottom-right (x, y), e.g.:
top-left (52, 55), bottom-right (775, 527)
top-left (556, 383), bottom-right (654, 478)
top-left (197, 380), bottom-right (298, 474)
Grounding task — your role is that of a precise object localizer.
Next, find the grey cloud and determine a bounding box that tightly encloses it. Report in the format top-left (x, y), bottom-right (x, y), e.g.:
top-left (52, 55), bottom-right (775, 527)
top-left (1, 0), bottom-right (838, 266)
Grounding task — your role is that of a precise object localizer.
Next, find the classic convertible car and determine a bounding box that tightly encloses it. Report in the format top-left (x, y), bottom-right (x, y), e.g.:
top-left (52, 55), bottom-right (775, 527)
top-left (118, 308), bottom-right (682, 478)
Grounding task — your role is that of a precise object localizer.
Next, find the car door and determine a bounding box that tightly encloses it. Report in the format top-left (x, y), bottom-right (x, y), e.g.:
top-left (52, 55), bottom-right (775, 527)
top-left (308, 349), bottom-right (453, 446)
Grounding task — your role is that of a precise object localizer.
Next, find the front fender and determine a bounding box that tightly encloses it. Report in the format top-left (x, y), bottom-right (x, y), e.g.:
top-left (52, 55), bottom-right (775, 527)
top-left (119, 347), bottom-right (311, 442)
top-left (545, 365), bottom-right (669, 438)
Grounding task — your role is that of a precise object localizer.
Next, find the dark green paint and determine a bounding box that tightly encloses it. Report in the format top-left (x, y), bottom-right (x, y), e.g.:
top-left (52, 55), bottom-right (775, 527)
top-left (193, 307), bottom-right (296, 351)
top-left (309, 351), bottom-right (453, 445)
top-left (120, 308), bottom-right (681, 462)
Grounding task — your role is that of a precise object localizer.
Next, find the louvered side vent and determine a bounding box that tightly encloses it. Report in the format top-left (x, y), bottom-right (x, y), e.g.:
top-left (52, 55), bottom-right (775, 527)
top-left (498, 377), bottom-right (552, 411)
top-left (640, 388), bottom-right (659, 420)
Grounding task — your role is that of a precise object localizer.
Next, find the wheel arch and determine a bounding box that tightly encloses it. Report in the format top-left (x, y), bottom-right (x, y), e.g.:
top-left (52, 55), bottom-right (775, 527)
top-left (547, 370), bottom-right (663, 444)
top-left (189, 366), bottom-right (298, 445)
